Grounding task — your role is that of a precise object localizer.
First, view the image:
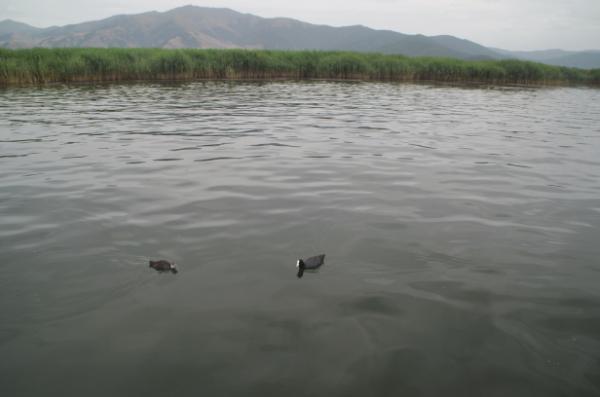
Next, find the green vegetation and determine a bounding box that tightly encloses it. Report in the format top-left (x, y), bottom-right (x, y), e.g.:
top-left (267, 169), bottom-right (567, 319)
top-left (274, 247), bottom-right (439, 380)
top-left (0, 48), bottom-right (598, 86)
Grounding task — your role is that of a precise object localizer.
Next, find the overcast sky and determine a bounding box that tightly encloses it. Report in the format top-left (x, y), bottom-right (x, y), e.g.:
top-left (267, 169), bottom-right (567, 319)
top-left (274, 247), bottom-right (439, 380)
top-left (1, 0), bottom-right (599, 51)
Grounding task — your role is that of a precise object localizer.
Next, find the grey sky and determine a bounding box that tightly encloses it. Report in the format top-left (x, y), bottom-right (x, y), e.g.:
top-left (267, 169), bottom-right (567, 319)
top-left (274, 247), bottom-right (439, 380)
top-left (1, 0), bottom-right (599, 51)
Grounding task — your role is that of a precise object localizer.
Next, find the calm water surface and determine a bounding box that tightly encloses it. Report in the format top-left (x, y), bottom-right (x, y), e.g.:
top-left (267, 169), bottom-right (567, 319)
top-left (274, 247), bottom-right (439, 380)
top-left (1, 82), bottom-right (600, 396)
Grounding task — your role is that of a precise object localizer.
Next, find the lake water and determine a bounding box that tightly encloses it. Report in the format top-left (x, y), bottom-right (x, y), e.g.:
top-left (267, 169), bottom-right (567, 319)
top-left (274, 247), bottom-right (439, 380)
top-left (1, 82), bottom-right (600, 396)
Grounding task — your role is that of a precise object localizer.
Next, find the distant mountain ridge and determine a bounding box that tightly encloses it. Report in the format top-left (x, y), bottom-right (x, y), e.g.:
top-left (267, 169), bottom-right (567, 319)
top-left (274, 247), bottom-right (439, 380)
top-left (491, 48), bottom-right (600, 69)
top-left (0, 19), bottom-right (40, 35)
top-left (1, 6), bottom-right (598, 69)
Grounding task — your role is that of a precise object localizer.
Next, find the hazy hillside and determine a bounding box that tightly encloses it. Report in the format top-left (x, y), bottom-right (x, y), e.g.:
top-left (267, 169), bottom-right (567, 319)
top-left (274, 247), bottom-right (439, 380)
top-left (430, 35), bottom-right (499, 59)
top-left (0, 6), bottom-right (598, 68)
top-left (547, 52), bottom-right (600, 69)
top-left (0, 19), bottom-right (41, 35)
top-left (492, 48), bottom-right (600, 69)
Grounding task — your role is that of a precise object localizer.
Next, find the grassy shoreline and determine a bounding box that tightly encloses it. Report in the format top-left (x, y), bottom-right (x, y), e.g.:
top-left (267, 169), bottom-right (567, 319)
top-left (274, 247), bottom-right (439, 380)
top-left (1, 48), bottom-right (599, 86)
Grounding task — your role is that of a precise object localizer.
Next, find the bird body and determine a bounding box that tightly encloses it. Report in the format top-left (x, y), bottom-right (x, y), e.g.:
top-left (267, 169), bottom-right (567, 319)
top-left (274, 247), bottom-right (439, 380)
top-left (149, 260), bottom-right (178, 274)
top-left (296, 254), bottom-right (325, 278)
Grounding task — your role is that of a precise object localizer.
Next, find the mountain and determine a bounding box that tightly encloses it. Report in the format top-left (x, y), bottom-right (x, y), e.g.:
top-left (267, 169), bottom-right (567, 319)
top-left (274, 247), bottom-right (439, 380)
top-left (493, 48), bottom-right (600, 69)
top-left (0, 19), bottom-right (41, 35)
top-left (0, 6), bottom-right (500, 60)
top-left (0, 6), bottom-right (598, 68)
top-left (547, 52), bottom-right (600, 69)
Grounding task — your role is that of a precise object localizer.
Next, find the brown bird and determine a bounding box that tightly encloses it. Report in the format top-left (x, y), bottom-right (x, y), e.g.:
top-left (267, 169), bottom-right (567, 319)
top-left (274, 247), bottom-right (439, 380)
top-left (149, 260), bottom-right (178, 274)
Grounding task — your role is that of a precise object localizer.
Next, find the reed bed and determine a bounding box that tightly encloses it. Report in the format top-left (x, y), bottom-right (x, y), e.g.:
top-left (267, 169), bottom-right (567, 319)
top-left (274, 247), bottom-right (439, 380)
top-left (0, 48), bottom-right (598, 86)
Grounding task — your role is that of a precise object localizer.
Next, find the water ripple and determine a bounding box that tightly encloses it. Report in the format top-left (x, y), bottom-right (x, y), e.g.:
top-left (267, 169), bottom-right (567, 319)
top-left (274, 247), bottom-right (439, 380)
top-left (1, 82), bottom-right (600, 396)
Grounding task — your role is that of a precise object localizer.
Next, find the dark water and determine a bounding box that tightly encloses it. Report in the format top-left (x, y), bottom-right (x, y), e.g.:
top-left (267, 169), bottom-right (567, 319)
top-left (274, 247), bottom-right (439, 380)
top-left (1, 82), bottom-right (600, 396)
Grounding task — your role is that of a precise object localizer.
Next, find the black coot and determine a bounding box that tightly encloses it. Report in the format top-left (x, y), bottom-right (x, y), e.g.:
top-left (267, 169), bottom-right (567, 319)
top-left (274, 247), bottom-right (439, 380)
top-left (296, 254), bottom-right (325, 278)
top-left (149, 260), bottom-right (178, 274)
